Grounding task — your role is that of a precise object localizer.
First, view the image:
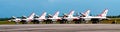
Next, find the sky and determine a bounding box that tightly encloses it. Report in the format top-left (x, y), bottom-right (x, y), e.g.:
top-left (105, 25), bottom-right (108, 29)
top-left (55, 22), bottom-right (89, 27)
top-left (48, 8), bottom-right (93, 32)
top-left (0, 0), bottom-right (120, 18)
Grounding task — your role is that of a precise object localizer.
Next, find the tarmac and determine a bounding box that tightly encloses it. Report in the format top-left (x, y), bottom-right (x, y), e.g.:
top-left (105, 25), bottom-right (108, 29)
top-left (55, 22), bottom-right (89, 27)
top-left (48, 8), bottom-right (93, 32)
top-left (0, 24), bottom-right (120, 32)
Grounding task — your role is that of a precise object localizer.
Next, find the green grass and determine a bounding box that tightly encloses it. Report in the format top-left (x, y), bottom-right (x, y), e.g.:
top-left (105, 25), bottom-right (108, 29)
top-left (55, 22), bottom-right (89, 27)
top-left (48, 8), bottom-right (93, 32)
top-left (0, 21), bottom-right (15, 25)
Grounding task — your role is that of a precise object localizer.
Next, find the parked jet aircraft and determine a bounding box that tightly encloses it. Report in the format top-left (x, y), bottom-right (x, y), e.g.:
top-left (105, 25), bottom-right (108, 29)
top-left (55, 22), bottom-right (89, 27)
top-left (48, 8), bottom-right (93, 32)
top-left (8, 9), bottom-right (108, 24)
top-left (63, 10), bottom-right (90, 21)
top-left (32, 12), bottom-right (47, 24)
top-left (47, 11), bottom-right (61, 21)
top-left (80, 9), bottom-right (108, 21)
top-left (8, 16), bottom-right (21, 24)
top-left (21, 12), bottom-right (35, 24)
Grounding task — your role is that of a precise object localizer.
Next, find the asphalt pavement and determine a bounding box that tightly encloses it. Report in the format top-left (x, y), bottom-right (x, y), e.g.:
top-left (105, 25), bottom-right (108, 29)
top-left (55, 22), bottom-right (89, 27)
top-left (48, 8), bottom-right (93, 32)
top-left (0, 24), bottom-right (120, 32)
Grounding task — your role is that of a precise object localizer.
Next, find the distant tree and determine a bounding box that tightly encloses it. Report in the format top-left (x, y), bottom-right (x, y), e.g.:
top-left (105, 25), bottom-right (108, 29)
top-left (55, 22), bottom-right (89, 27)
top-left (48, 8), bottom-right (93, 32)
top-left (0, 18), bottom-right (10, 21)
top-left (118, 15), bottom-right (120, 18)
top-left (90, 14), bottom-right (92, 16)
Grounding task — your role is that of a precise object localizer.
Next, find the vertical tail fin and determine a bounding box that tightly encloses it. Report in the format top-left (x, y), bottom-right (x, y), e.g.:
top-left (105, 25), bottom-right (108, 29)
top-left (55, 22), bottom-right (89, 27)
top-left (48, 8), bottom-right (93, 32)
top-left (53, 11), bottom-right (59, 18)
top-left (98, 9), bottom-right (108, 17)
top-left (28, 12), bottom-right (35, 19)
top-left (80, 10), bottom-right (90, 17)
top-left (84, 10), bottom-right (90, 17)
top-left (67, 10), bottom-right (75, 17)
top-left (12, 16), bottom-right (17, 19)
top-left (39, 12), bottom-right (47, 19)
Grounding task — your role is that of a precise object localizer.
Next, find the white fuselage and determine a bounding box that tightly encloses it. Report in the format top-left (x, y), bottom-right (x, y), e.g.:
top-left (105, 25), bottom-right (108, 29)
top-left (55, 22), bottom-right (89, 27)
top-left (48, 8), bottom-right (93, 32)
top-left (47, 17), bottom-right (61, 21)
top-left (11, 18), bottom-right (21, 22)
top-left (34, 18), bottom-right (46, 21)
top-left (80, 16), bottom-right (106, 21)
top-left (64, 16), bottom-right (79, 21)
top-left (22, 18), bottom-right (33, 22)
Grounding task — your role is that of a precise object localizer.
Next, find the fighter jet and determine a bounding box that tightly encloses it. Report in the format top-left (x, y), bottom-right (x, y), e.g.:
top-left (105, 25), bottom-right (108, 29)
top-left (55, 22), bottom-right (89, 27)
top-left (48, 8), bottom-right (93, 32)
top-left (32, 12), bottom-right (47, 24)
top-left (21, 12), bottom-right (35, 24)
top-left (80, 9), bottom-right (109, 23)
top-left (8, 16), bottom-right (21, 24)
